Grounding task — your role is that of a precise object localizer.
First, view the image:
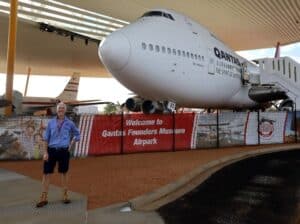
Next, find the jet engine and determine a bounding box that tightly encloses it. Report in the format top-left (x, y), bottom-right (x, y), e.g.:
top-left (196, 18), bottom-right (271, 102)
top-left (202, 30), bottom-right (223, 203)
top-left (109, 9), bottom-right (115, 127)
top-left (248, 85), bottom-right (288, 103)
top-left (278, 99), bottom-right (294, 111)
top-left (125, 97), bottom-right (143, 112)
top-left (141, 100), bottom-right (165, 114)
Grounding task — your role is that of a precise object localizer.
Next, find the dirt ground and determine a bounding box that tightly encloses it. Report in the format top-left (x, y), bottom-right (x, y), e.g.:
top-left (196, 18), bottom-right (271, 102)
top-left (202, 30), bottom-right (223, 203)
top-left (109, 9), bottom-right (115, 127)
top-left (0, 145), bottom-right (281, 210)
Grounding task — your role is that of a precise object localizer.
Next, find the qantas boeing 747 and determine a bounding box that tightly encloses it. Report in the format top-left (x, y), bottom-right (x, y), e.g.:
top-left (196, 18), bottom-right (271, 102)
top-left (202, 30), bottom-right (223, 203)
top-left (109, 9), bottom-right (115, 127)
top-left (99, 9), bottom-right (296, 113)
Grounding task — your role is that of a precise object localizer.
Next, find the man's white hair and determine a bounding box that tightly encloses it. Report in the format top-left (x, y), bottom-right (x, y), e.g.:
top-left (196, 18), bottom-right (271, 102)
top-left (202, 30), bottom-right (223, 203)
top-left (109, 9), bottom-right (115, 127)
top-left (56, 101), bottom-right (67, 111)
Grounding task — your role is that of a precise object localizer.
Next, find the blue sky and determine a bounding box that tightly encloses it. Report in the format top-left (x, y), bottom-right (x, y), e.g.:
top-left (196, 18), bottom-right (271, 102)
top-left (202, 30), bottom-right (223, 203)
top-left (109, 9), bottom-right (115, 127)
top-left (237, 42), bottom-right (300, 63)
top-left (0, 42), bottom-right (299, 103)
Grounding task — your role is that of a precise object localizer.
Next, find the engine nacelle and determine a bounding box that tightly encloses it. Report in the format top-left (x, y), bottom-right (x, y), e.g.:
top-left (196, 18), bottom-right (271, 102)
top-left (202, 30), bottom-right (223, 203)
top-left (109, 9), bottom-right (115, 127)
top-left (141, 100), bottom-right (164, 114)
top-left (278, 99), bottom-right (294, 111)
top-left (125, 97), bottom-right (143, 112)
top-left (248, 85), bottom-right (288, 103)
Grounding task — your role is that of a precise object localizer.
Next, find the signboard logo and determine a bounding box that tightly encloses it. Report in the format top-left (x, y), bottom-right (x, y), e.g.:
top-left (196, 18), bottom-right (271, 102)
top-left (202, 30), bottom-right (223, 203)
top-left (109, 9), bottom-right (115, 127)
top-left (259, 119), bottom-right (274, 138)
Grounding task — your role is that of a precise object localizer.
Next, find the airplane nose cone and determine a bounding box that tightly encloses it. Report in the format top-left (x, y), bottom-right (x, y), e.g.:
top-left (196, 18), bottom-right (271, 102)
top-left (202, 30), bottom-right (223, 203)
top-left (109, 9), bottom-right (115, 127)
top-left (99, 32), bottom-right (130, 71)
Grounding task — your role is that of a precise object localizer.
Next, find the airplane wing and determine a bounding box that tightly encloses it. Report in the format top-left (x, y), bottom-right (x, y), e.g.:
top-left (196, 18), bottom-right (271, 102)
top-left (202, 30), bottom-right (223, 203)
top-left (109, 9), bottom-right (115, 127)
top-left (65, 100), bottom-right (112, 107)
top-left (0, 99), bottom-right (11, 107)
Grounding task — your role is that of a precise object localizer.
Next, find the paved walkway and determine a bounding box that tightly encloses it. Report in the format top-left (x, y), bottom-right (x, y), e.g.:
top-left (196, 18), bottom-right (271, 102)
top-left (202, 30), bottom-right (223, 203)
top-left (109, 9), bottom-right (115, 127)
top-left (0, 169), bottom-right (87, 224)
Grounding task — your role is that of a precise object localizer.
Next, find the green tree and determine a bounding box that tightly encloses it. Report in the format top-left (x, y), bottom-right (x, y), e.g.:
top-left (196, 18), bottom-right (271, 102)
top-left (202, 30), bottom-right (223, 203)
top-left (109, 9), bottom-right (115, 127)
top-left (103, 103), bottom-right (119, 114)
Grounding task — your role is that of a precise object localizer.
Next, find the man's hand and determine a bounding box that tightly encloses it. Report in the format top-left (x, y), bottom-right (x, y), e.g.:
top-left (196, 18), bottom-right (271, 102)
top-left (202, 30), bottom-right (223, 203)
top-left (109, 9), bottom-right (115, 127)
top-left (43, 153), bottom-right (48, 161)
top-left (68, 138), bottom-right (76, 152)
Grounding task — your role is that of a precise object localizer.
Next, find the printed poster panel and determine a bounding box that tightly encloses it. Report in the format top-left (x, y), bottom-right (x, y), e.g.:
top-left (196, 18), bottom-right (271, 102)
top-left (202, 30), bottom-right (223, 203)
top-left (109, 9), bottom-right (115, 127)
top-left (219, 112), bottom-right (248, 147)
top-left (258, 112), bottom-right (287, 144)
top-left (74, 115), bottom-right (94, 157)
top-left (246, 112), bottom-right (287, 145)
top-left (193, 113), bottom-right (218, 149)
top-left (245, 112), bottom-right (258, 145)
top-left (0, 116), bottom-right (49, 160)
top-left (284, 111), bottom-right (300, 143)
top-left (88, 115), bottom-right (122, 155)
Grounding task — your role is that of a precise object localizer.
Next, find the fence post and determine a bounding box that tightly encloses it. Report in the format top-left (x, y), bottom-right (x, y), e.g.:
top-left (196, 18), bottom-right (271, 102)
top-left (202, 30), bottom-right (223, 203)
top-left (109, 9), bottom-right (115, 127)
top-left (216, 109), bottom-right (220, 148)
top-left (120, 112), bottom-right (124, 154)
top-left (172, 112), bottom-right (176, 152)
top-left (294, 103), bottom-right (297, 143)
top-left (257, 110), bottom-right (260, 145)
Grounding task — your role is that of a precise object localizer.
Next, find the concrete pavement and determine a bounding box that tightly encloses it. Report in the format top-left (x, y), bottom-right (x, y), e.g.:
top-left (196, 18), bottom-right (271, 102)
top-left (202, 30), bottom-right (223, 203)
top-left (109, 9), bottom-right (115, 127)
top-left (0, 169), bottom-right (87, 224)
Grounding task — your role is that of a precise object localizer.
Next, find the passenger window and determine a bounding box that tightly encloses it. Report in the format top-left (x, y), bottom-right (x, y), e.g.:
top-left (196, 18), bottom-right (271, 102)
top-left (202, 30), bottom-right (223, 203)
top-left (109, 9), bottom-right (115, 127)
top-left (173, 49), bottom-right (176, 55)
top-left (149, 44), bottom-right (153, 51)
top-left (177, 50), bottom-right (181, 56)
top-left (155, 45), bottom-right (160, 52)
top-left (182, 51), bottom-right (186, 57)
top-left (162, 46), bottom-right (166, 53)
top-left (142, 42), bottom-right (146, 50)
top-left (278, 60), bottom-right (280, 71)
top-left (167, 47), bottom-right (171, 54)
top-left (191, 53), bottom-right (194, 59)
top-left (187, 52), bottom-right (190, 58)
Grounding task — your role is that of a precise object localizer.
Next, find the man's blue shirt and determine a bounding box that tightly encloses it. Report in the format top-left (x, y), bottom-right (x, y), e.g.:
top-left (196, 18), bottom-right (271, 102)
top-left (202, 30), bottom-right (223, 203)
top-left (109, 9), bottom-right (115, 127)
top-left (44, 116), bottom-right (80, 148)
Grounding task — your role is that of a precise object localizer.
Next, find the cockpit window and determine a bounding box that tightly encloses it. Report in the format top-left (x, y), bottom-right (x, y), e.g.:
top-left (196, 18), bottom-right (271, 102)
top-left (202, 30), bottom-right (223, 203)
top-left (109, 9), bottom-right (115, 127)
top-left (142, 11), bottom-right (175, 21)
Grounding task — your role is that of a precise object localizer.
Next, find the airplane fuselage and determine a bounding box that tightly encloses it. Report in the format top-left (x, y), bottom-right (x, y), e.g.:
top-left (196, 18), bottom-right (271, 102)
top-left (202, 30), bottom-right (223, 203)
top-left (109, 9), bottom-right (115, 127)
top-left (99, 9), bottom-right (259, 110)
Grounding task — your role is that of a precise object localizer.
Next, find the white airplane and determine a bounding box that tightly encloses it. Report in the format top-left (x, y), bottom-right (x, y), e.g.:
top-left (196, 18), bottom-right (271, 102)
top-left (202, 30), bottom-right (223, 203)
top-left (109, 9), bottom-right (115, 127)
top-left (2, 74), bottom-right (108, 115)
top-left (99, 9), bottom-right (290, 114)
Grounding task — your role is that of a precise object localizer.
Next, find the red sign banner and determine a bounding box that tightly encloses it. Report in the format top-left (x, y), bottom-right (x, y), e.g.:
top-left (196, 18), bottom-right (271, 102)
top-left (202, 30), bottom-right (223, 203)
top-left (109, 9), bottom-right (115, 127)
top-left (123, 114), bottom-right (173, 153)
top-left (88, 113), bottom-right (195, 155)
top-left (88, 115), bottom-right (122, 155)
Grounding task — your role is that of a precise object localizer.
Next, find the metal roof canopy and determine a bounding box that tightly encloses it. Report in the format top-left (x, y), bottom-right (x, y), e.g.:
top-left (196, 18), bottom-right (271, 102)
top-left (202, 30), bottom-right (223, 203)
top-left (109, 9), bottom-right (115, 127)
top-left (59, 0), bottom-right (300, 50)
top-left (0, 15), bottom-right (108, 77)
top-left (0, 0), bottom-right (299, 77)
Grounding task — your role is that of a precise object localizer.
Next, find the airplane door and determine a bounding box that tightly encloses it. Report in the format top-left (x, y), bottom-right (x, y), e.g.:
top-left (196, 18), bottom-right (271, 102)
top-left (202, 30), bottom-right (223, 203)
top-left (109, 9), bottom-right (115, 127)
top-left (208, 48), bottom-right (215, 75)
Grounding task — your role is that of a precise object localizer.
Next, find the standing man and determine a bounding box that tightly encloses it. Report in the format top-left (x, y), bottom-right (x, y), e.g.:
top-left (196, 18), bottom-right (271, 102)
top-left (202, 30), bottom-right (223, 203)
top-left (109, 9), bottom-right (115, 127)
top-left (36, 102), bottom-right (80, 208)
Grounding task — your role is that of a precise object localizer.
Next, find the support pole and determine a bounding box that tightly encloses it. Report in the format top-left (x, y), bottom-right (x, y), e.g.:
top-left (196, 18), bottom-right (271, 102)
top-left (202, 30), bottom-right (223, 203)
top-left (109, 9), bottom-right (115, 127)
top-left (294, 103), bottom-right (297, 143)
top-left (120, 112), bottom-right (124, 154)
top-left (24, 67), bottom-right (31, 97)
top-left (5, 0), bottom-right (18, 116)
top-left (216, 109), bottom-right (220, 148)
top-left (257, 110), bottom-right (260, 145)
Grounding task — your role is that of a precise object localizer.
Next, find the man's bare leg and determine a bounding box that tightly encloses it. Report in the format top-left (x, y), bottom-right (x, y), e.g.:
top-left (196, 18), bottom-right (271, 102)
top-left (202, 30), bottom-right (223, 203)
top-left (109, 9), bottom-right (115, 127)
top-left (61, 173), bottom-right (70, 203)
top-left (36, 174), bottom-right (51, 207)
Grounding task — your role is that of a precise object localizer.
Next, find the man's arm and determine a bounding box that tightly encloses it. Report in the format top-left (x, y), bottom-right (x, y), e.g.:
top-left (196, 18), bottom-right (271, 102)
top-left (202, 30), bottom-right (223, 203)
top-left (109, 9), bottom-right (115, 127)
top-left (42, 120), bottom-right (51, 161)
top-left (71, 122), bottom-right (80, 142)
top-left (69, 122), bottom-right (80, 151)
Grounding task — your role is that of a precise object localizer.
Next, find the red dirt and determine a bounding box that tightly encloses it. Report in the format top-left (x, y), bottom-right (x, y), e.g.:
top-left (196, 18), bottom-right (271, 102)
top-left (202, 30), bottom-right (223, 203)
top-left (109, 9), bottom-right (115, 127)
top-left (0, 145), bottom-right (280, 210)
